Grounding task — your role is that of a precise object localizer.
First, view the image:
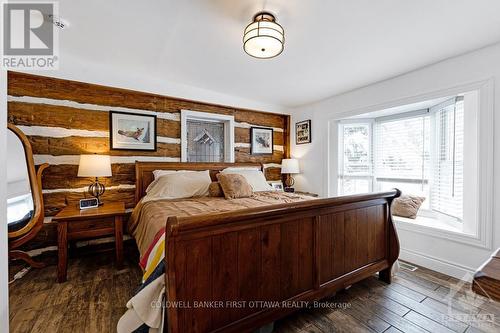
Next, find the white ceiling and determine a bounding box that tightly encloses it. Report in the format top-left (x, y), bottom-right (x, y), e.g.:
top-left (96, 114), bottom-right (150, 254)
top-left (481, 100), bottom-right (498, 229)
top-left (56, 0), bottom-right (500, 108)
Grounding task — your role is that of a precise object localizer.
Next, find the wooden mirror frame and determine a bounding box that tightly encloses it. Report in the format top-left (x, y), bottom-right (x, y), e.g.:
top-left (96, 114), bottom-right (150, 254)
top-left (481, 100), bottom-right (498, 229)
top-left (7, 124), bottom-right (49, 268)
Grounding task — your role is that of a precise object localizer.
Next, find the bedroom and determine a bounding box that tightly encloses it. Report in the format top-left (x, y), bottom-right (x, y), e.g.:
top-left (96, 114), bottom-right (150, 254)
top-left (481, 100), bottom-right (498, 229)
top-left (1, 1), bottom-right (500, 332)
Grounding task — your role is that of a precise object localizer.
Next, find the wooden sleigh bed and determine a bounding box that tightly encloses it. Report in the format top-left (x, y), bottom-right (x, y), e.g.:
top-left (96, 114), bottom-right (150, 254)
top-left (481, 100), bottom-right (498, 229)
top-left (134, 162), bottom-right (401, 333)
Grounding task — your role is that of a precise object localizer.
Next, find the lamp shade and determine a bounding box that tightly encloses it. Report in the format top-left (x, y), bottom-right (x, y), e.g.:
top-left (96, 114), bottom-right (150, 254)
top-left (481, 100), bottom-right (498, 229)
top-left (281, 159), bottom-right (300, 174)
top-left (243, 12), bottom-right (284, 59)
top-left (77, 155), bottom-right (112, 177)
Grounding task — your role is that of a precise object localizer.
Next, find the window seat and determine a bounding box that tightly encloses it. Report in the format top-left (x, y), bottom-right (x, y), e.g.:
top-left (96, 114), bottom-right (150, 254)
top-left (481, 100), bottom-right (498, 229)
top-left (393, 215), bottom-right (463, 234)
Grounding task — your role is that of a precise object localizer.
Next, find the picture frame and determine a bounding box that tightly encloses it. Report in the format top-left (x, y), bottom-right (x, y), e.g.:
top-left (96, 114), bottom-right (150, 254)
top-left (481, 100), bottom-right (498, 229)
top-left (268, 181), bottom-right (284, 191)
top-left (296, 119), bottom-right (311, 144)
top-left (250, 126), bottom-right (274, 155)
top-left (110, 111), bottom-right (157, 151)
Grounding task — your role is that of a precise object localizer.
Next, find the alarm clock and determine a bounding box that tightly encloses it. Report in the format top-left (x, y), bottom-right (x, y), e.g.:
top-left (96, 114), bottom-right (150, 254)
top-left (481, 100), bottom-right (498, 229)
top-left (79, 198), bottom-right (99, 210)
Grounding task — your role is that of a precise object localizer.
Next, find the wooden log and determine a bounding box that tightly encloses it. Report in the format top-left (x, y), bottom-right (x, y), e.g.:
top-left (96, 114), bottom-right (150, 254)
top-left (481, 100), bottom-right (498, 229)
top-left (8, 103), bottom-right (180, 138)
top-left (41, 164), bottom-right (135, 189)
top-left (235, 148), bottom-right (283, 164)
top-left (264, 167), bottom-right (282, 181)
top-left (234, 109), bottom-right (285, 129)
top-left (28, 136), bottom-right (180, 157)
top-left (8, 101), bottom-right (109, 131)
top-left (8, 72), bottom-right (160, 111)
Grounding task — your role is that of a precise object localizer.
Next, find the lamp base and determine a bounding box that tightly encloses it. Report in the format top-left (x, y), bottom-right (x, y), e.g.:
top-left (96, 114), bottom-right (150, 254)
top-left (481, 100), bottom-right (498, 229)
top-left (88, 177), bottom-right (106, 205)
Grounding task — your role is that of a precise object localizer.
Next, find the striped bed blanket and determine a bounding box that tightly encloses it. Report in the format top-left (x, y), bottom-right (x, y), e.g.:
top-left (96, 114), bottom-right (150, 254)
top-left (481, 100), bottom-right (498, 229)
top-left (117, 228), bottom-right (166, 333)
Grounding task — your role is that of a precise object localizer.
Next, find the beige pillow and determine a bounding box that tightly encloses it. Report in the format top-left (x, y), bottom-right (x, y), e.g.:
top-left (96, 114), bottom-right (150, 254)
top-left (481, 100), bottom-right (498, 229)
top-left (152, 169), bottom-right (195, 180)
top-left (208, 182), bottom-right (224, 197)
top-left (217, 174), bottom-right (253, 199)
top-left (392, 195), bottom-right (426, 219)
top-left (144, 170), bottom-right (211, 202)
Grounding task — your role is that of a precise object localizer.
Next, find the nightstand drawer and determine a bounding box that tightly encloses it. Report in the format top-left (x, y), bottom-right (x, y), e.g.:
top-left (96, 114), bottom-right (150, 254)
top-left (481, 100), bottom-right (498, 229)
top-left (67, 218), bottom-right (114, 234)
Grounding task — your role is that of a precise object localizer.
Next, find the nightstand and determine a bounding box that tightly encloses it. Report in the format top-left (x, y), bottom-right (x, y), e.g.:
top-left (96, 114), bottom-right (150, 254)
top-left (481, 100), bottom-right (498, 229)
top-left (53, 201), bottom-right (126, 282)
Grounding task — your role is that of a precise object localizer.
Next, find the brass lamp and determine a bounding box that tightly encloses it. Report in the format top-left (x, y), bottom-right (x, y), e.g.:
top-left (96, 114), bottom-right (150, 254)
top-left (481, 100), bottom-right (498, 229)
top-left (281, 158), bottom-right (300, 193)
top-left (77, 154), bottom-right (112, 205)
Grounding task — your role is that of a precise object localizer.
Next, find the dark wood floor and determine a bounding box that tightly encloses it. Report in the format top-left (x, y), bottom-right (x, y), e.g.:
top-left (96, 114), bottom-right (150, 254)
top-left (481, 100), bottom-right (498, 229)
top-left (9, 247), bottom-right (500, 333)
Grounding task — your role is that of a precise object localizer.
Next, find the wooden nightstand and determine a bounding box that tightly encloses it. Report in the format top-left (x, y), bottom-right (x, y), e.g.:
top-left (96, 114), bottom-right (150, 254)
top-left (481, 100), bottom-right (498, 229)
top-left (53, 201), bottom-right (126, 282)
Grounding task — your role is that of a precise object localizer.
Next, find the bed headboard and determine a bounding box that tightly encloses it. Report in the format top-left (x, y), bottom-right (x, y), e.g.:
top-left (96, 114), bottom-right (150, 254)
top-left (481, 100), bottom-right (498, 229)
top-left (135, 162), bottom-right (263, 203)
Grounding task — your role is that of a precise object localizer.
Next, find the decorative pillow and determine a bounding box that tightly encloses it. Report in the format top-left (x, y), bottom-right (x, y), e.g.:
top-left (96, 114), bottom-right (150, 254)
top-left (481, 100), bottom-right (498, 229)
top-left (144, 170), bottom-right (211, 202)
top-left (217, 174), bottom-right (253, 199)
top-left (392, 195), bottom-right (426, 219)
top-left (220, 168), bottom-right (273, 192)
top-left (208, 182), bottom-right (224, 197)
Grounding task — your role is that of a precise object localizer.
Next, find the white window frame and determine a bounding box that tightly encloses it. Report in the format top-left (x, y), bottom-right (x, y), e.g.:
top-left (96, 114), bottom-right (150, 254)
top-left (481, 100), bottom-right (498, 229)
top-left (328, 78), bottom-right (494, 250)
top-left (180, 110), bottom-right (235, 163)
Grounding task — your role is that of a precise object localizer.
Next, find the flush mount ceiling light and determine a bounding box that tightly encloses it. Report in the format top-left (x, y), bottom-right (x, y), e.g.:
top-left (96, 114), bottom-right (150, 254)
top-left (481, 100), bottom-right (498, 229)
top-left (243, 11), bottom-right (284, 59)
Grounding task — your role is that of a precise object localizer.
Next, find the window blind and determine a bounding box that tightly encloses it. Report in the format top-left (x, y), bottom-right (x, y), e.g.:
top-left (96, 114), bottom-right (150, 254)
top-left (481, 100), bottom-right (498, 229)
top-left (338, 123), bottom-right (372, 195)
top-left (430, 98), bottom-right (464, 220)
top-left (373, 114), bottom-right (431, 208)
top-left (374, 115), bottom-right (430, 181)
top-left (340, 123), bottom-right (371, 176)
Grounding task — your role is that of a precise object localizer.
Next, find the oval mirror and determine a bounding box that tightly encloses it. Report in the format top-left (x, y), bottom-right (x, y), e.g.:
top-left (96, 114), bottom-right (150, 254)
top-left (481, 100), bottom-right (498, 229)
top-left (7, 124), bottom-right (48, 268)
top-left (7, 128), bottom-right (34, 232)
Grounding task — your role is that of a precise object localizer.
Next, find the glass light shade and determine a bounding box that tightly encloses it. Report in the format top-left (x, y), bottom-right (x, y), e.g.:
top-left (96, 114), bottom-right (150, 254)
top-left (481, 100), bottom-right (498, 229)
top-left (77, 154), bottom-right (112, 177)
top-left (281, 159), bottom-right (300, 174)
top-left (243, 12), bottom-right (284, 59)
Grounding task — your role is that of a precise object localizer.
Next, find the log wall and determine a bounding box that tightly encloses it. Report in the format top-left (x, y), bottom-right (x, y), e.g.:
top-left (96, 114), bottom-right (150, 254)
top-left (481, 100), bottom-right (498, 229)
top-left (7, 72), bottom-right (290, 249)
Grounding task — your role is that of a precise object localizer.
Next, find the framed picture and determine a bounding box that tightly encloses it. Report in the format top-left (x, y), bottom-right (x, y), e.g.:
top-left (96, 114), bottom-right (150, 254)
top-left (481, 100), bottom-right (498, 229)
top-left (269, 181), bottom-right (284, 191)
top-left (296, 119), bottom-right (311, 144)
top-left (110, 111), bottom-right (157, 151)
top-left (251, 127), bottom-right (273, 155)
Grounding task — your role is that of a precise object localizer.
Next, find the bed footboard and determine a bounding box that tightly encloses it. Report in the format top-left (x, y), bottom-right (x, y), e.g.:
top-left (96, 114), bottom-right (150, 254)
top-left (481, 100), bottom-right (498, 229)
top-left (164, 190), bottom-right (400, 333)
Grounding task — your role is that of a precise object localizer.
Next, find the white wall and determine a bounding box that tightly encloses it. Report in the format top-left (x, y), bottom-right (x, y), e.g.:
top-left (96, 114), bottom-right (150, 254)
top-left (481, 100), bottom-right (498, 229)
top-left (290, 42), bottom-right (500, 279)
top-left (0, 70), bottom-right (9, 332)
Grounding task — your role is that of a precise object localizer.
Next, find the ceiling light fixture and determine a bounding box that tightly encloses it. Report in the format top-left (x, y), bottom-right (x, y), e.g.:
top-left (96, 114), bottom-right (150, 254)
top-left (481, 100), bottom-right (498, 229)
top-left (243, 11), bottom-right (284, 59)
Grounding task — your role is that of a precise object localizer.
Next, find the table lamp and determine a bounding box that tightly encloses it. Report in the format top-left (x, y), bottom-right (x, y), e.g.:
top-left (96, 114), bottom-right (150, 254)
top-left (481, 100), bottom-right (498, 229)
top-left (281, 158), bottom-right (300, 193)
top-left (77, 154), bottom-right (112, 205)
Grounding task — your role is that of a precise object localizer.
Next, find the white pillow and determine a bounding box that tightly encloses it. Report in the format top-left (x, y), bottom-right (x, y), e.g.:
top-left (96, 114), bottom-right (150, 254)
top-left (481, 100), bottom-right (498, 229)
top-left (152, 169), bottom-right (196, 180)
top-left (144, 170), bottom-right (211, 202)
top-left (220, 168), bottom-right (273, 192)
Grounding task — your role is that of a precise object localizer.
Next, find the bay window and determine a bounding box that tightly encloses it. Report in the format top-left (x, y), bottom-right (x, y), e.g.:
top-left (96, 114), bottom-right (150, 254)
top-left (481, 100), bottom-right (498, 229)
top-left (338, 95), bottom-right (470, 227)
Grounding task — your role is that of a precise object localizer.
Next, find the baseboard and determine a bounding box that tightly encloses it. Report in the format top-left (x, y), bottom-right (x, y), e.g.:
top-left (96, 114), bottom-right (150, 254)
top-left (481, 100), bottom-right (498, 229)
top-left (399, 248), bottom-right (476, 282)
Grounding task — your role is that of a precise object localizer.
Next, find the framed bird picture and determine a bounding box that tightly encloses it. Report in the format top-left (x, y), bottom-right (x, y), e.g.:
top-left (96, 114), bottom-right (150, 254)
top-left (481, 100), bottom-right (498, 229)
top-left (109, 111), bottom-right (157, 151)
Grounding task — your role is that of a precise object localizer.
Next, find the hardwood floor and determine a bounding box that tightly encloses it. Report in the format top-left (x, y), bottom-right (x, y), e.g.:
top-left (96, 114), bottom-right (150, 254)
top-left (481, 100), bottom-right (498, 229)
top-left (9, 247), bottom-right (500, 333)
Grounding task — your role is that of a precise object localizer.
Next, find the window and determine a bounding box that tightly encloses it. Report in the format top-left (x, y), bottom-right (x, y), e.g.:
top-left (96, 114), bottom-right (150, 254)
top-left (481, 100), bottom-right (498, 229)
top-left (338, 96), bottom-right (467, 223)
top-left (181, 110), bottom-right (235, 162)
top-left (186, 120), bottom-right (225, 162)
top-left (7, 193), bottom-right (33, 224)
top-left (338, 123), bottom-right (372, 195)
